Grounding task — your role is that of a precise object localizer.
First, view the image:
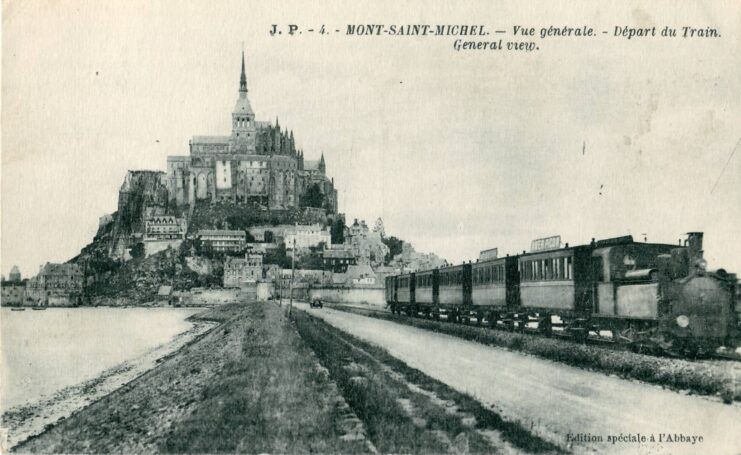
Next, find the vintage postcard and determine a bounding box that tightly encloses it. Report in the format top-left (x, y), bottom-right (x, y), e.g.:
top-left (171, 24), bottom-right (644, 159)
top-left (2, 1), bottom-right (740, 454)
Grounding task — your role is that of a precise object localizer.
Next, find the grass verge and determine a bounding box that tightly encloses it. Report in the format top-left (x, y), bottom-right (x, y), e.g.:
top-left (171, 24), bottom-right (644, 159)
top-left (294, 309), bottom-right (562, 454)
top-left (331, 305), bottom-right (740, 403)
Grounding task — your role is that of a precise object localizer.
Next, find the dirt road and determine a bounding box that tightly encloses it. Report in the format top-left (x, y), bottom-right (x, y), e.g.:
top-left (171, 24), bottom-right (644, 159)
top-left (297, 304), bottom-right (741, 454)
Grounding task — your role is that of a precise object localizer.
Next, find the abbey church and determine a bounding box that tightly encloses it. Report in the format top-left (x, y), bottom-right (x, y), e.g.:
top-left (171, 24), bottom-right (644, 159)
top-left (166, 52), bottom-right (338, 212)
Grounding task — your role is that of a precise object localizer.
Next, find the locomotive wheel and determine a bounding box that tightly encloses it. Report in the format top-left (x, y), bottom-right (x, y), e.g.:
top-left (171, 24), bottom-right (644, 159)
top-left (517, 314), bottom-right (527, 332)
top-left (570, 328), bottom-right (588, 343)
top-left (567, 320), bottom-right (588, 343)
top-left (538, 314), bottom-right (553, 337)
top-left (506, 316), bottom-right (515, 332)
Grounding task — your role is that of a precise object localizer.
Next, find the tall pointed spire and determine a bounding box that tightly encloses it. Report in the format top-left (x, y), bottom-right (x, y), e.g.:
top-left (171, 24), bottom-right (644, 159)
top-left (239, 50), bottom-right (248, 93)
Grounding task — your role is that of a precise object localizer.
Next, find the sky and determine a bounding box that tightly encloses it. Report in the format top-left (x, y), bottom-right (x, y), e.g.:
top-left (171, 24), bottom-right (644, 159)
top-left (2, 0), bottom-right (740, 278)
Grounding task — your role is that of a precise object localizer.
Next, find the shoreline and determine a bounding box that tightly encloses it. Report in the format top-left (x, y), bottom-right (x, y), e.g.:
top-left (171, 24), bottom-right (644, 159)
top-left (0, 313), bottom-right (216, 451)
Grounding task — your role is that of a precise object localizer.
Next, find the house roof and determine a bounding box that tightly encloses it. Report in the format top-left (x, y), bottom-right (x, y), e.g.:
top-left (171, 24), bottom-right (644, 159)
top-left (323, 249), bottom-right (355, 259)
top-left (147, 216), bottom-right (181, 224)
top-left (192, 136), bottom-right (230, 144)
top-left (225, 257), bottom-right (246, 267)
top-left (40, 263), bottom-right (83, 276)
top-left (197, 230), bottom-right (245, 237)
top-left (345, 264), bottom-right (376, 280)
top-left (157, 285), bottom-right (173, 296)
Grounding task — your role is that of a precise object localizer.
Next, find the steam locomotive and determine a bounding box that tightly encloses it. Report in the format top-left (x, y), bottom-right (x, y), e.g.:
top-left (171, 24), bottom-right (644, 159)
top-left (385, 233), bottom-right (740, 356)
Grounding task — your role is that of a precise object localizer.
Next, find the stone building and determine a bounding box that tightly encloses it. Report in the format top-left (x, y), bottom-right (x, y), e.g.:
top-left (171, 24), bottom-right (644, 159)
top-left (345, 219), bottom-right (389, 268)
top-left (9, 265), bottom-right (22, 282)
top-left (224, 253), bottom-right (263, 288)
top-left (142, 216), bottom-right (187, 257)
top-left (322, 247), bottom-right (357, 273)
top-left (389, 243), bottom-right (446, 273)
top-left (26, 263), bottom-right (84, 306)
top-left (1, 268), bottom-right (26, 306)
top-left (197, 229), bottom-right (246, 253)
top-left (145, 216), bottom-right (187, 240)
top-left (284, 224), bottom-right (331, 251)
top-left (166, 52), bottom-right (338, 212)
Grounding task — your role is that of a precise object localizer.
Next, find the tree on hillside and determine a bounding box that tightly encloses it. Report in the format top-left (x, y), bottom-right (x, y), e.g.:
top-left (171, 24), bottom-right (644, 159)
top-left (130, 242), bottom-right (145, 259)
top-left (300, 184), bottom-right (326, 209)
top-left (263, 243), bottom-right (292, 269)
top-left (382, 236), bottom-right (404, 264)
top-left (330, 218), bottom-right (345, 244)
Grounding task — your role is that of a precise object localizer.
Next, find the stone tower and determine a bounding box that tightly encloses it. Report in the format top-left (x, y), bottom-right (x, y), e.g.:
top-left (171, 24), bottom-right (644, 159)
top-left (319, 152), bottom-right (326, 174)
top-left (230, 51), bottom-right (257, 153)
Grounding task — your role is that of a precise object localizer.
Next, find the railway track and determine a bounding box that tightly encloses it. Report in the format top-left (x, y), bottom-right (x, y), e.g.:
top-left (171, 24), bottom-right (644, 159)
top-left (325, 303), bottom-right (741, 362)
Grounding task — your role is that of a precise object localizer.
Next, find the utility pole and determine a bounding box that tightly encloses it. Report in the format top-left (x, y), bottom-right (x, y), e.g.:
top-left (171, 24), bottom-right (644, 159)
top-left (289, 235), bottom-right (296, 317)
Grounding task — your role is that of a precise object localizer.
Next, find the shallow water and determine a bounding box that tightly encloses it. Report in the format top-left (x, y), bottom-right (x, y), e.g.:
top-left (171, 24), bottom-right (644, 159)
top-left (1, 306), bottom-right (201, 412)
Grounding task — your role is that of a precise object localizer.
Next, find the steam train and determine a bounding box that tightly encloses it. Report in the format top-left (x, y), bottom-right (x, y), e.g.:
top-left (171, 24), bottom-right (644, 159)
top-left (385, 233), bottom-right (740, 356)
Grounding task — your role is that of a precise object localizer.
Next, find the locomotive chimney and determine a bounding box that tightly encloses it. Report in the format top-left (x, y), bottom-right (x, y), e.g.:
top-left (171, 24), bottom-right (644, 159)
top-left (685, 232), bottom-right (704, 264)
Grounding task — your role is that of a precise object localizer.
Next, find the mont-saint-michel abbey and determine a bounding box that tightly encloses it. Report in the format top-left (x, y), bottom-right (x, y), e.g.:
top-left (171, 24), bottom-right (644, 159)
top-left (167, 53), bottom-right (337, 211)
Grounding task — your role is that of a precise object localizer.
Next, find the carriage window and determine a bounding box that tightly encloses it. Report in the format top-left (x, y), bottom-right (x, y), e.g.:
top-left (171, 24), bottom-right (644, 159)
top-left (551, 259), bottom-right (556, 279)
top-left (566, 256), bottom-right (573, 280)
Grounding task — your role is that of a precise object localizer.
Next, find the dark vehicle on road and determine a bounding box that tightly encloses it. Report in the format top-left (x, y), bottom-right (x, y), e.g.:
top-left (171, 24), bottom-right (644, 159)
top-left (311, 299), bottom-right (324, 308)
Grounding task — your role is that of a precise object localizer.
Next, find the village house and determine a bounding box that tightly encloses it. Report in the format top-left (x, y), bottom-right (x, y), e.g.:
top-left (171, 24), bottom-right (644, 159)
top-left (284, 224), bottom-right (331, 251)
top-left (322, 247), bottom-right (357, 273)
top-left (26, 263), bottom-right (84, 306)
top-left (198, 229), bottom-right (247, 253)
top-left (145, 216), bottom-right (187, 240)
top-left (224, 253), bottom-right (263, 288)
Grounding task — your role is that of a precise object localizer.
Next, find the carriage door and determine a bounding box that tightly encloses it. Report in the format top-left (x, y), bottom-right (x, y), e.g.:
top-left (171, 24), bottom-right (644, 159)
top-left (432, 269), bottom-right (440, 305)
top-left (592, 250), bottom-right (615, 316)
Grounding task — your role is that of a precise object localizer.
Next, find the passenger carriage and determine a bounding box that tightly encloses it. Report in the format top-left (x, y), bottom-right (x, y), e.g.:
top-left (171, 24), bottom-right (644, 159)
top-left (436, 264), bottom-right (471, 321)
top-left (390, 273), bottom-right (415, 314)
top-left (413, 269), bottom-right (437, 316)
top-left (470, 255), bottom-right (520, 325)
top-left (516, 242), bottom-right (593, 335)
